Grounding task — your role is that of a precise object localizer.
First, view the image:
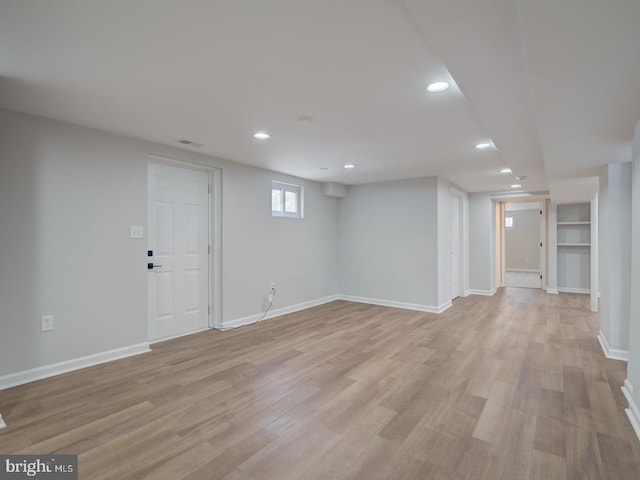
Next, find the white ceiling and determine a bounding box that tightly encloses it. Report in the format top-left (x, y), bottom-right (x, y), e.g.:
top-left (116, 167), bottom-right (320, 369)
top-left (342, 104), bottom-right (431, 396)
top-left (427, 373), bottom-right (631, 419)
top-left (1, 0), bottom-right (639, 201)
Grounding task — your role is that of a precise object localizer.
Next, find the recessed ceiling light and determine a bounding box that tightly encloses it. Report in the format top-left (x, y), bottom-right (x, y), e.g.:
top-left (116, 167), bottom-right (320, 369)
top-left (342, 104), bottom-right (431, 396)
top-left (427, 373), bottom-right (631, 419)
top-left (498, 168), bottom-right (512, 174)
top-left (320, 167), bottom-right (328, 171)
top-left (475, 142), bottom-right (492, 149)
top-left (423, 81), bottom-right (450, 93)
top-left (253, 131), bottom-right (271, 140)
top-left (511, 184), bottom-right (522, 189)
top-left (344, 164), bottom-right (356, 169)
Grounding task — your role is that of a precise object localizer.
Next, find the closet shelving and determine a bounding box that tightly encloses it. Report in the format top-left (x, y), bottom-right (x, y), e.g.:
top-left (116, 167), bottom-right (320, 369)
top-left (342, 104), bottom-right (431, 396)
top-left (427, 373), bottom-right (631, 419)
top-left (556, 203), bottom-right (591, 293)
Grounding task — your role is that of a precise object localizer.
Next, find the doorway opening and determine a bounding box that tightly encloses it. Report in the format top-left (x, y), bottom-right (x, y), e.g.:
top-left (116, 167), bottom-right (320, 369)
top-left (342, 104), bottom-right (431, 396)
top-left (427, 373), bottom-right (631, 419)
top-left (501, 201), bottom-right (544, 289)
top-left (147, 157), bottom-right (221, 342)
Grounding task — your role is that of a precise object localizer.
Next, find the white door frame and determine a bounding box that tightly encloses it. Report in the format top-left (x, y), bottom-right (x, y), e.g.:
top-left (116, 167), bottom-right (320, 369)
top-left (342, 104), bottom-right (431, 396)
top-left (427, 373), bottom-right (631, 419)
top-left (450, 188), bottom-right (468, 297)
top-left (147, 154), bottom-right (222, 330)
top-left (450, 190), bottom-right (463, 300)
top-left (498, 199), bottom-right (547, 289)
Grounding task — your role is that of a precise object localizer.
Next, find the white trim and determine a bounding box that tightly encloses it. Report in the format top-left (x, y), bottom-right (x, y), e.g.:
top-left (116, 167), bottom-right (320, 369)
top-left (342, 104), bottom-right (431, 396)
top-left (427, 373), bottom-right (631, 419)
top-left (0, 414), bottom-right (6, 429)
top-left (450, 189), bottom-right (465, 303)
top-left (337, 295), bottom-right (451, 314)
top-left (621, 380), bottom-right (640, 442)
top-left (150, 327), bottom-right (211, 345)
top-left (463, 289), bottom-right (472, 297)
top-left (271, 181), bottom-right (304, 219)
top-left (597, 330), bottom-right (629, 361)
top-left (546, 288), bottom-right (559, 294)
top-left (490, 192), bottom-right (550, 201)
top-left (557, 287), bottom-right (590, 295)
top-left (0, 343), bottom-right (151, 391)
top-left (468, 288), bottom-right (497, 296)
top-left (505, 268), bottom-right (540, 273)
top-left (222, 295), bottom-right (339, 330)
top-left (147, 155), bottom-right (223, 330)
top-left (625, 378), bottom-right (634, 396)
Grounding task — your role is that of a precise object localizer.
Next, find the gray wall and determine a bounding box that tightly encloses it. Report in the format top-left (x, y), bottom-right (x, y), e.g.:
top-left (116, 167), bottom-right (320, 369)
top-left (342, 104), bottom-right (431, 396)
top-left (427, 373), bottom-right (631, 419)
top-left (0, 109), bottom-right (339, 376)
top-left (628, 119), bottom-right (640, 412)
top-left (599, 163), bottom-right (632, 352)
top-left (222, 164), bottom-right (339, 321)
top-left (337, 177), bottom-right (440, 308)
top-left (469, 193), bottom-right (496, 293)
top-left (505, 209), bottom-right (540, 271)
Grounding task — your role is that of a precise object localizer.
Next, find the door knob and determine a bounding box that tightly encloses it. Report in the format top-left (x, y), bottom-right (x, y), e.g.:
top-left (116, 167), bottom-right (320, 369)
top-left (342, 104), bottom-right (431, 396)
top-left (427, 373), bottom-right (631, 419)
top-left (147, 262), bottom-right (163, 270)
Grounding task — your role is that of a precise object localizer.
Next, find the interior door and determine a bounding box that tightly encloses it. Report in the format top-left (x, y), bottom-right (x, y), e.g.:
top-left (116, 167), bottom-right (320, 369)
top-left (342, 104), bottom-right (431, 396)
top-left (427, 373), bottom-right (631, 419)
top-left (451, 194), bottom-right (461, 299)
top-left (148, 163), bottom-right (209, 341)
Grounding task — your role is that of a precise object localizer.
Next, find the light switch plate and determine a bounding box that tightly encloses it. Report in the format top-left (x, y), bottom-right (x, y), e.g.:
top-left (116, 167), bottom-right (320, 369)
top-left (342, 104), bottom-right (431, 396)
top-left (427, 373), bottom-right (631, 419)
top-left (129, 225), bottom-right (144, 239)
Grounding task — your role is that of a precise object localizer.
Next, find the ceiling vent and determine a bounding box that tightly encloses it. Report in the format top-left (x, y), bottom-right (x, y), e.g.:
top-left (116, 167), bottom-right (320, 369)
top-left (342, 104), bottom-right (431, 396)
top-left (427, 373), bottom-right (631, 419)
top-left (177, 139), bottom-right (204, 148)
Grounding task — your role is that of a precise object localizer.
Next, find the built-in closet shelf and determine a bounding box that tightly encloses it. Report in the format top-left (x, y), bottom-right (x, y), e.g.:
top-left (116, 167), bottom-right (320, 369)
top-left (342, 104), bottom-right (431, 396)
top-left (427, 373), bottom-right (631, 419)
top-left (555, 203), bottom-right (592, 294)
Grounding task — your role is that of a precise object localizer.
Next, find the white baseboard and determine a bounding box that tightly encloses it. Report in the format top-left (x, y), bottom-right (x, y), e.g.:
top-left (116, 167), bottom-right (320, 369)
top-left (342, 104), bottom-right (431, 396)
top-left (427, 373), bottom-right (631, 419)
top-left (597, 330), bottom-right (629, 361)
top-left (468, 288), bottom-right (497, 296)
top-left (622, 379), bottom-right (640, 442)
top-left (150, 327), bottom-right (210, 345)
top-left (337, 295), bottom-right (451, 314)
top-left (0, 413), bottom-right (6, 429)
top-left (0, 343), bottom-right (151, 391)
top-left (463, 289), bottom-right (472, 297)
top-left (223, 295), bottom-right (340, 330)
top-left (546, 288), bottom-right (559, 294)
top-left (625, 378), bottom-right (634, 396)
top-left (557, 287), bottom-right (590, 294)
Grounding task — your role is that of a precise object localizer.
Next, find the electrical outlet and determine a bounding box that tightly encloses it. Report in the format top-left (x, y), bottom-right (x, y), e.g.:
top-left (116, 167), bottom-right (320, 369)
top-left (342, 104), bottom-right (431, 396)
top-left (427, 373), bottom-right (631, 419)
top-left (270, 282), bottom-right (276, 291)
top-left (41, 315), bottom-right (54, 332)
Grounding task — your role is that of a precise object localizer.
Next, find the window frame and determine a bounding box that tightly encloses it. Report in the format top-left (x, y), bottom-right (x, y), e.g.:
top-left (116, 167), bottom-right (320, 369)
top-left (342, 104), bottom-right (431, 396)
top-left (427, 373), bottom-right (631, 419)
top-left (505, 216), bottom-right (515, 229)
top-left (271, 181), bottom-right (304, 219)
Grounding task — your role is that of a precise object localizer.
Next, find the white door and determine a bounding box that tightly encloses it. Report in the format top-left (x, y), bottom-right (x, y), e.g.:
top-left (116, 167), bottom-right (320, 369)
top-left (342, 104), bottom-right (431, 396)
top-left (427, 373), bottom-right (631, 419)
top-left (148, 163), bottom-right (209, 341)
top-left (451, 194), bottom-right (461, 299)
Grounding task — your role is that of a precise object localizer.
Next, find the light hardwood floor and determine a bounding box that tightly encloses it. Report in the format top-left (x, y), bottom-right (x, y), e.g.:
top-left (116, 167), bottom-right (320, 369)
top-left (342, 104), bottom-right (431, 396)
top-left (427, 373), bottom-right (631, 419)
top-left (1, 289), bottom-right (639, 479)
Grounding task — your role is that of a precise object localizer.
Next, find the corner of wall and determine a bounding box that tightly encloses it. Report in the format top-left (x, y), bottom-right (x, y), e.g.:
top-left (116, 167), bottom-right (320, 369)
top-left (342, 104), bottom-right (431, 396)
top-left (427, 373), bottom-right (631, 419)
top-left (597, 330), bottom-right (629, 361)
top-left (622, 379), bottom-right (640, 442)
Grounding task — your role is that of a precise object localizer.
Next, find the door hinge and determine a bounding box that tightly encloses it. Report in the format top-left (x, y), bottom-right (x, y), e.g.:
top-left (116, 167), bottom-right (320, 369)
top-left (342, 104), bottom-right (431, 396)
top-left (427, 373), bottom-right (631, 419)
top-left (540, 210), bottom-right (543, 215)
top-left (208, 245), bottom-right (211, 254)
top-left (540, 274), bottom-right (543, 279)
top-left (540, 242), bottom-right (543, 247)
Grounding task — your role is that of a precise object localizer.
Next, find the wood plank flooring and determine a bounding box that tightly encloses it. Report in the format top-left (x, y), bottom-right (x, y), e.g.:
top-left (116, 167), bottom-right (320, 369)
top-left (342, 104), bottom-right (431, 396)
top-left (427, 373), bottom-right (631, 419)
top-left (1, 288), bottom-right (639, 479)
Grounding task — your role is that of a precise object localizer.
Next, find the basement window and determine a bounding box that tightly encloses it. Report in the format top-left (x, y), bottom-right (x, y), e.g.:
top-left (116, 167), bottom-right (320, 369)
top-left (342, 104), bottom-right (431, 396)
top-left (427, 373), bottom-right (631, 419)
top-left (505, 216), bottom-right (514, 229)
top-left (272, 181), bottom-right (303, 218)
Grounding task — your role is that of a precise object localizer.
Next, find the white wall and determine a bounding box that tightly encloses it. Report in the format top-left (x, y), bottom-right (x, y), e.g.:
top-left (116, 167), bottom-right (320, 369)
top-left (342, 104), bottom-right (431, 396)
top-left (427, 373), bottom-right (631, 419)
top-left (599, 163), bottom-right (632, 355)
top-left (626, 120), bottom-right (640, 434)
top-left (0, 109), bottom-right (339, 377)
top-left (337, 177), bottom-right (441, 309)
top-left (469, 193), bottom-right (496, 294)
